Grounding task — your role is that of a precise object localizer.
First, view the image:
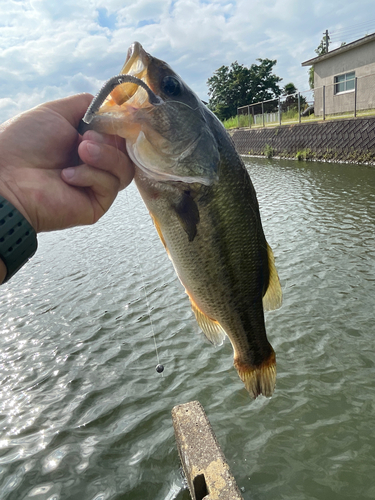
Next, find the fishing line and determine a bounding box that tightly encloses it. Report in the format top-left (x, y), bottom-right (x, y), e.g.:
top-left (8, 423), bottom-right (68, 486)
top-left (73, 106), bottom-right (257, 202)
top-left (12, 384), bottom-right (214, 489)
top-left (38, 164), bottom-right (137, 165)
top-left (85, 74), bottom-right (166, 374)
top-left (125, 189), bottom-right (164, 376)
top-left (100, 136), bottom-right (128, 279)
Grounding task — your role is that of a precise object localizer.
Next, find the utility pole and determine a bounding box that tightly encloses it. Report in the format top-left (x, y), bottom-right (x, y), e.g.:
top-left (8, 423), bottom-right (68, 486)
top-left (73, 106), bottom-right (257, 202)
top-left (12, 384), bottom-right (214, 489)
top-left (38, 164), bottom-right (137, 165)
top-left (324, 29), bottom-right (330, 52)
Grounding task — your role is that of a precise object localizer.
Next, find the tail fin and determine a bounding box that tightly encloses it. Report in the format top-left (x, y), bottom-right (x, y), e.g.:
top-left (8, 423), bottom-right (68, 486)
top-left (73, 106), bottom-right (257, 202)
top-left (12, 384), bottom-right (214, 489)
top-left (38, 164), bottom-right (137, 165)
top-left (234, 351), bottom-right (276, 398)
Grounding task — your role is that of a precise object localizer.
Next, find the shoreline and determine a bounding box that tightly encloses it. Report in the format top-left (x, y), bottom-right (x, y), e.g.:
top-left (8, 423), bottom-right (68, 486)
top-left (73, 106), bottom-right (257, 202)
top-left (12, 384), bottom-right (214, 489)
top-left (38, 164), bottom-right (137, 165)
top-left (229, 116), bottom-right (375, 165)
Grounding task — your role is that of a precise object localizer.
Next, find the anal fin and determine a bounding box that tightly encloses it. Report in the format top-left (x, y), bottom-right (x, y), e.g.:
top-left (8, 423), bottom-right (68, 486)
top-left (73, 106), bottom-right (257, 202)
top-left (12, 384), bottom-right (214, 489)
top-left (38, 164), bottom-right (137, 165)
top-left (189, 297), bottom-right (226, 346)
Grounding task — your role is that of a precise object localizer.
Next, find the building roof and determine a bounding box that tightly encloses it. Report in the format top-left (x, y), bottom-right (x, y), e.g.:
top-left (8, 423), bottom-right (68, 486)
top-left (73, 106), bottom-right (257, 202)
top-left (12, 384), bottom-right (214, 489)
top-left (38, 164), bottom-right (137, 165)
top-left (301, 32), bottom-right (375, 67)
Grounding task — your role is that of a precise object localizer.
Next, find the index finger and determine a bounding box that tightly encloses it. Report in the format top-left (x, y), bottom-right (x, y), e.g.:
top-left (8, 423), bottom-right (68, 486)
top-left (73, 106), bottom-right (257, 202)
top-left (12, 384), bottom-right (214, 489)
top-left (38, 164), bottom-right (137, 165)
top-left (41, 93), bottom-right (94, 129)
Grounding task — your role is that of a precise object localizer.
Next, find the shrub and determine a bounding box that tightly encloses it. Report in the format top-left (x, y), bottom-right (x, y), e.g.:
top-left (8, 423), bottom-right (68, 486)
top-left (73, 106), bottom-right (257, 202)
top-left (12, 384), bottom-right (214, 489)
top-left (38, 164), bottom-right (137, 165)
top-left (264, 144), bottom-right (274, 158)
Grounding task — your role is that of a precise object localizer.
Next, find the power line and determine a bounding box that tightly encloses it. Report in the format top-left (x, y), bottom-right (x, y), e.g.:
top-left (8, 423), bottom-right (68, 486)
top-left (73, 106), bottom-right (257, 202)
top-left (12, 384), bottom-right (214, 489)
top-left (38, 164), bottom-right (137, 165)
top-left (328, 25), bottom-right (375, 48)
top-left (330, 28), bottom-right (375, 40)
top-left (329, 22), bottom-right (375, 44)
top-left (330, 20), bottom-right (375, 35)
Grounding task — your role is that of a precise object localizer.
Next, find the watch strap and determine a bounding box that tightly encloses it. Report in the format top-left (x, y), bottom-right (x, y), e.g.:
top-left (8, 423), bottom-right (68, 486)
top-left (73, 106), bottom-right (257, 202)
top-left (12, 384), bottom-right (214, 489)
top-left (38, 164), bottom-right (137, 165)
top-left (0, 196), bottom-right (37, 283)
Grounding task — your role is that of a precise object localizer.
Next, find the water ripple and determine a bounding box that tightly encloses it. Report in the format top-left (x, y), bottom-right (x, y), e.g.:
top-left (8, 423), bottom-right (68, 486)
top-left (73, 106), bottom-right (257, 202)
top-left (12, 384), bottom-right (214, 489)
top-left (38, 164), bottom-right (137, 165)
top-left (0, 163), bottom-right (374, 499)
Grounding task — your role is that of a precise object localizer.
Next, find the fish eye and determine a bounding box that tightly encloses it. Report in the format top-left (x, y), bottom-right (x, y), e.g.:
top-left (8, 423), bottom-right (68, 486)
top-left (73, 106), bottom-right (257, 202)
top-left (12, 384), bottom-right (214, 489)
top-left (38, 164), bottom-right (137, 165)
top-left (161, 76), bottom-right (181, 97)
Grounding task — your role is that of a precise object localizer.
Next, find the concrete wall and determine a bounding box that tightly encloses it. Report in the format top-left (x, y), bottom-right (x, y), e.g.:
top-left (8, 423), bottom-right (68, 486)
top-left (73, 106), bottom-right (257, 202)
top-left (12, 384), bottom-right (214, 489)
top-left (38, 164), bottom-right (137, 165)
top-left (230, 117), bottom-right (375, 164)
top-left (314, 39), bottom-right (375, 116)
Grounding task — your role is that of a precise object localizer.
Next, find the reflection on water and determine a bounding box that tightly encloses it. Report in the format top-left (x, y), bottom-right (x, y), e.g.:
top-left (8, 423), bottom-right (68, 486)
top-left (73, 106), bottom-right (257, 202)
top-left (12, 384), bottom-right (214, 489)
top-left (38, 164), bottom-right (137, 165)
top-left (0, 158), bottom-right (374, 500)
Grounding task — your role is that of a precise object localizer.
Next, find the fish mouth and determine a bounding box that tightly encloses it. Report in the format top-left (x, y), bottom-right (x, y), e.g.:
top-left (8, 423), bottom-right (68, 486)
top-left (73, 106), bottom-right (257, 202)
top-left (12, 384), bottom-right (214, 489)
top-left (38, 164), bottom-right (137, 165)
top-left (81, 42), bottom-right (162, 125)
top-left (109, 42), bottom-right (153, 107)
top-left (122, 42), bottom-right (151, 79)
top-left (79, 41), bottom-right (219, 187)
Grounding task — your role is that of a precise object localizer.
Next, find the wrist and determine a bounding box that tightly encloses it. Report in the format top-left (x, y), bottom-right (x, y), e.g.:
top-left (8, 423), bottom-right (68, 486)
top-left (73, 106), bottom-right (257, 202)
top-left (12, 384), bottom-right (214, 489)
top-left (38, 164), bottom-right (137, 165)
top-left (0, 177), bottom-right (34, 230)
top-left (0, 130), bottom-right (36, 231)
top-left (0, 195), bottom-right (37, 283)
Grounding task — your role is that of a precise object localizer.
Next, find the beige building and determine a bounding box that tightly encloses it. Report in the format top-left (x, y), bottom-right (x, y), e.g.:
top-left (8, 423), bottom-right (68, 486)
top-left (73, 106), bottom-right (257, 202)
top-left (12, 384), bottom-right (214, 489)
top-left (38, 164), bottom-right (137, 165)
top-left (302, 33), bottom-right (375, 117)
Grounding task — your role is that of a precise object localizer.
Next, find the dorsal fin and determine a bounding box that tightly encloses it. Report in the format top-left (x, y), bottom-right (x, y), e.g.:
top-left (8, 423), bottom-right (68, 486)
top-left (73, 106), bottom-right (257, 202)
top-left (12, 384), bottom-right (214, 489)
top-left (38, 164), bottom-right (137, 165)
top-left (262, 242), bottom-right (282, 311)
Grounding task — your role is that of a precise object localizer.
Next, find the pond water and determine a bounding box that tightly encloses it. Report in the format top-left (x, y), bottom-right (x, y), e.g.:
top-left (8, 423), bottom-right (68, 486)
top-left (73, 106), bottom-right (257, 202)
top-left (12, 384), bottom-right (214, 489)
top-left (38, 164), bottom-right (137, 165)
top-left (0, 157), bottom-right (374, 500)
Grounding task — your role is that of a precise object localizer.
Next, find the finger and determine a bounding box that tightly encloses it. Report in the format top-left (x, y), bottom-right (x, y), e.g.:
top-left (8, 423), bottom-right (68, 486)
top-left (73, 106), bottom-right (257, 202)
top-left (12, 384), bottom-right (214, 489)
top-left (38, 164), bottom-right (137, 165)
top-left (61, 164), bottom-right (120, 222)
top-left (42, 93), bottom-right (94, 129)
top-left (81, 130), bottom-right (127, 154)
top-left (78, 138), bottom-right (134, 190)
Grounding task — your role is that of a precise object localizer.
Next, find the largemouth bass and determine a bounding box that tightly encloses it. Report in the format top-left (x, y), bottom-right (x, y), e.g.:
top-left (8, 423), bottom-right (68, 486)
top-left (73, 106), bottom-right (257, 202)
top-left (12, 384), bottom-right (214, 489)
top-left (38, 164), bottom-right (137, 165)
top-left (82, 42), bottom-right (282, 398)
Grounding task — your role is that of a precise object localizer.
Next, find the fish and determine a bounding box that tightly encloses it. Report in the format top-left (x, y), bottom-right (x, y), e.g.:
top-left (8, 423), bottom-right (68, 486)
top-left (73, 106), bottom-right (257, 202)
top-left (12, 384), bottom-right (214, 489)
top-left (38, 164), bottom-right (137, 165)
top-left (81, 42), bottom-right (282, 398)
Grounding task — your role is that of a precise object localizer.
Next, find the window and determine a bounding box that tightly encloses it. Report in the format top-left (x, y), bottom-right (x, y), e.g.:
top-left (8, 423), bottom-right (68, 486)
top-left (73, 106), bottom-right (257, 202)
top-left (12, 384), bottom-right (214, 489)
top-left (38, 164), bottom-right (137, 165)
top-left (334, 72), bottom-right (355, 94)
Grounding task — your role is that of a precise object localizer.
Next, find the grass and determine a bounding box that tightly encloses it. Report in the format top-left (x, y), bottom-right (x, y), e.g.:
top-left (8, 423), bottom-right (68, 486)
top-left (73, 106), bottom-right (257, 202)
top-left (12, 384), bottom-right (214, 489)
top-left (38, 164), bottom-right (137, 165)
top-left (223, 115), bottom-right (250, 129)
top-left (223, 107), bottom-right (375, 130)
top-left (296, 148), bottom-right (313, 161)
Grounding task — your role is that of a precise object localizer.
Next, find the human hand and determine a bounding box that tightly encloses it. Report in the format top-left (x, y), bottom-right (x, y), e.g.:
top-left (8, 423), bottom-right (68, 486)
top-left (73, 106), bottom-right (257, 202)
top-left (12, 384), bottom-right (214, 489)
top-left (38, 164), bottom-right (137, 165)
top-left (0, 93), bottom-right (134, 233)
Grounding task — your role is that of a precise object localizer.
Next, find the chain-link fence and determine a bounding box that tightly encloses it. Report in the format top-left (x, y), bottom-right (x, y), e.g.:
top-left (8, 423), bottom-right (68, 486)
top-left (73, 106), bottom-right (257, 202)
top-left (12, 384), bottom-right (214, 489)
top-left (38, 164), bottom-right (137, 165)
top-left (236, 73), bottom-right (375, 128)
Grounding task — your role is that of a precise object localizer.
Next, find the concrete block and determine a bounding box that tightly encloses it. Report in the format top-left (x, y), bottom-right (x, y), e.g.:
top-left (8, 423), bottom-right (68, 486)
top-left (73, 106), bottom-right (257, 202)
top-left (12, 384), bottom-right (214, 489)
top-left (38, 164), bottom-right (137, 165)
top-left (172, 401), bottom-right (243, 500)
top-left (230, 116), bottom-right (375, 163)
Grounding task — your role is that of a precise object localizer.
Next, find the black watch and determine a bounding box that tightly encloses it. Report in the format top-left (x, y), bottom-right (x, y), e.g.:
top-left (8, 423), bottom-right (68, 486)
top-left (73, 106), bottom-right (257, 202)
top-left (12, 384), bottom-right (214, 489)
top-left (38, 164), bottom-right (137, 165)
top-left (0, 196), bottom-right (37, 283)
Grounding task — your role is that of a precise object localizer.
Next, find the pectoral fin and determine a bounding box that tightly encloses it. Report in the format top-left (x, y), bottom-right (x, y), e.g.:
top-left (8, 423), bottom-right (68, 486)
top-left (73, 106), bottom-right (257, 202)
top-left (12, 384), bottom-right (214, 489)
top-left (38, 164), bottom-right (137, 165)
top-left (173, 192), bottom-right (200, 242)
top-left (262, 243), bottom-right (282, 312)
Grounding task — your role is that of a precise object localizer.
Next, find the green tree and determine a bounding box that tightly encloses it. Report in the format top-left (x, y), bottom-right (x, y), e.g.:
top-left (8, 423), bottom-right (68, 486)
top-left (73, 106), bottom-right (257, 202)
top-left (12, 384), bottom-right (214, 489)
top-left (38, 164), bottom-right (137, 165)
top-left (284, 83), bottom-right (297, 95)
top-left (281, 83), bottom-right (307, 112)
top-left (309, 35), bottom-right (329, 89)
top-left (282, 82), bottom-right (298, 112)
top-left (315, 36), bottom-right (329, 56)
top-left (309, 66), bottom-right (314, 89)
top-left (207, 59), bottom-right (282, 121)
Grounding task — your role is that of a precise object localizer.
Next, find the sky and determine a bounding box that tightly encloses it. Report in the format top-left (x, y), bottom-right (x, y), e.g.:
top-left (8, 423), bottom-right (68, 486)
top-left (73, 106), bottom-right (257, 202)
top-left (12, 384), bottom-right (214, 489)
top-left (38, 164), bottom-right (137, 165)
top-left (1, 0), bottom-right (375, 123)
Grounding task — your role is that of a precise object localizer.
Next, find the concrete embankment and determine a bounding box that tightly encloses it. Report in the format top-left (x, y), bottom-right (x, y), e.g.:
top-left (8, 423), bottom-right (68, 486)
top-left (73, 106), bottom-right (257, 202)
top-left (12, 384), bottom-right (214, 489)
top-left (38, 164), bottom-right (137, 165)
top-left (172, 401), bottom-right (243, 500)
top-left (229, 116), bottom-right (375, 164)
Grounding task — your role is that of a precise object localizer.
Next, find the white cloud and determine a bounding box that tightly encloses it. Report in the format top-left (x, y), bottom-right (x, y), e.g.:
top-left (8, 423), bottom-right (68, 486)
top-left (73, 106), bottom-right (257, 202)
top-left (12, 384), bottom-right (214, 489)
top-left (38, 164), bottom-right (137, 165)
top-left (116, 0), bottom-right (169, 26)
top-left (1, 0), bottom-right (375, 123)
top-left (30, 0), bottom-right (82, 19)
